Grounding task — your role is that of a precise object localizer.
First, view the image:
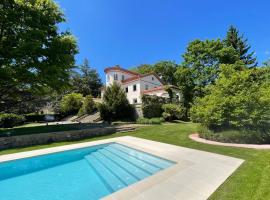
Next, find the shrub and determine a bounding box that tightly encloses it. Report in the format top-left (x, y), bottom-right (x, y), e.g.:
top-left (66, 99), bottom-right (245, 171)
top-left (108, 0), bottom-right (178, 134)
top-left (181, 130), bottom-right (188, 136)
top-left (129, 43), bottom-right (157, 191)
top-left (191, 64), bottom-right (270, 131)
top-left (136, 117), bottom-right (163, 125)
top-left (142, 95), bottom-right (168, 118)
top-left (199, 126), bottom-right (270, 144)
top-left (60, 93), bottom-right (83, 115)
top-left (0, 114), bottom-right (25, 128)
top-left (162, 103), bottom-right (184, 121)
top-left (98, 83), bottom-right (135, 121)
top-left (78, 95), bottom-right (96, 116)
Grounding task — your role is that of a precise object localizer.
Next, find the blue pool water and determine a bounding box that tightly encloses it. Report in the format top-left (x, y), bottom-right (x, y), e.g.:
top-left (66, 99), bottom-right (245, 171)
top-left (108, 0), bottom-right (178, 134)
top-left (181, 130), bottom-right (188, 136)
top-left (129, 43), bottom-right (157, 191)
top-left (0, 143), bottom-right (174, 200)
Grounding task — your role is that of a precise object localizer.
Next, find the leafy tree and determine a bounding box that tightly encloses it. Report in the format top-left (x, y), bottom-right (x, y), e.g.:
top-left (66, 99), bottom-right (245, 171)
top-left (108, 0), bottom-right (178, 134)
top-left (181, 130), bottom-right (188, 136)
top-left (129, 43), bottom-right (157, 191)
top-left (60, 93), bottom-right (83, 115)
top-left (130, 64), bottom-right (154, 74)
top-left (78, 95), bottom-right (96, 116)
top-left (224, 25), bottom-right (257, 67)
top-left (98, 83), bottom-right (134, 122)
top-left (131, 61), bottom-right (178, 85)
top-left (0, 0), bottom-right (78, 112)
top-left (174, 66), bottom-right (195, 118)
top-left (191, 63), bottom-right (270, 131)
top-left (162, 104), bottom-right (184, 121)
top-left (71, 59), bottom-right (102, 97)
top-left (153, 61), bottom-right (178, 85)
top-left (182, 39), bottom-right (239, 97)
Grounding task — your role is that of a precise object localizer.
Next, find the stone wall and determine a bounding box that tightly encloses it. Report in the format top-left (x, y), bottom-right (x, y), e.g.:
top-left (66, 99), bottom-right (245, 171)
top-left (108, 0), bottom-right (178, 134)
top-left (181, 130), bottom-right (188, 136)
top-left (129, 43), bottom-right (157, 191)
top-left (0, 127), bottom-right (116, 150)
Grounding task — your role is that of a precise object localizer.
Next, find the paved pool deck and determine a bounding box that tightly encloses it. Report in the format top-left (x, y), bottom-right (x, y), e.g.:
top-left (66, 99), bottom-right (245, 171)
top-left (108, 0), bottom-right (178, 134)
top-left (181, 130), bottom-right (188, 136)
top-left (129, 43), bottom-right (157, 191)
top-left (0, 136), bottom-right (244, 200)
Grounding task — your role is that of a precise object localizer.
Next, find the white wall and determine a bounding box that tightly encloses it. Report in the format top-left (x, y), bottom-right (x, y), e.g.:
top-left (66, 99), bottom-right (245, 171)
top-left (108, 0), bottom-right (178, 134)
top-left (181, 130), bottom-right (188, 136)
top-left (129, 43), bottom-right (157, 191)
top-left (140, 75), bottom-right (163, 93)
top-left (122, 80), bottom-right (141, 104)
top-left (105, 71), bottom-right (133, 87)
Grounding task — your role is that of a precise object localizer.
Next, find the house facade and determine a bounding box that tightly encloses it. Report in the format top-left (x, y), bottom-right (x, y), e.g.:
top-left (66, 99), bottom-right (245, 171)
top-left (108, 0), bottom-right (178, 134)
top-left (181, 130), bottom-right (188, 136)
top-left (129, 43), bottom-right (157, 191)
top-left (102, 65), bottom-right (180, 105)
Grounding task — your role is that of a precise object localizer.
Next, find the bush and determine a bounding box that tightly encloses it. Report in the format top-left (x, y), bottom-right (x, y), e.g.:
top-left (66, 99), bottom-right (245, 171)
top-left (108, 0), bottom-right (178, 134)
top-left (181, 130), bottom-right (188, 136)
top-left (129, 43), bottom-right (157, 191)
top-left (24, 113), bottom-right (60, 122)
top-left (142, 95), bottom-right (168, 118)
top-left (0, 113), bottom-right (25, 128)
top-left (60, 93), bottom-right (83, 115)
top-left (199, 126), bottom-right (270, 144)
top-left (98, 83), bottom-right (135, 121)
top-left (162, 103), bottom-right (184, 121)
top-left (136, 117), bottom-right (163, 125)
top-left (191, 64), bottom-right (270, 131)
top-left (78, 95), bottom-right (96, 116)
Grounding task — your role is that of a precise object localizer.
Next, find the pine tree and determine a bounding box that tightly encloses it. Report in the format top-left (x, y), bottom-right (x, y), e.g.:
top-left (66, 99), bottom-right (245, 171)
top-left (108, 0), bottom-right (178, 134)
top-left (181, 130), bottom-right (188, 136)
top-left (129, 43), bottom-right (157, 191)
top-left (224, 26), bottom-right (257, 67)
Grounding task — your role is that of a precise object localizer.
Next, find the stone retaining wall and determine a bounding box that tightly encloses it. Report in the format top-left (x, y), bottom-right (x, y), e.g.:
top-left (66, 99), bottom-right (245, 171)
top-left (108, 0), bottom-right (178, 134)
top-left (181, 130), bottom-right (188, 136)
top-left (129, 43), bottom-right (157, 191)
top-left (0, 127), bottom-right (116, 150)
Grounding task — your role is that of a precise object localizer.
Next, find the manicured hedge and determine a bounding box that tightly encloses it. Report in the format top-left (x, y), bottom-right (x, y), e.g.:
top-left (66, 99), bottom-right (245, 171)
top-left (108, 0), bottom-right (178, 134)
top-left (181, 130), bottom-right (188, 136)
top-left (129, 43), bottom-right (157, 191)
top-left (162, 103), bottom-right (185, 121)
top-left (136, 117), bottom-right (163, 125)
top-left (142, 95), bottom-right (168, 118)
top-left (0, 114), bottom-right (25, 128)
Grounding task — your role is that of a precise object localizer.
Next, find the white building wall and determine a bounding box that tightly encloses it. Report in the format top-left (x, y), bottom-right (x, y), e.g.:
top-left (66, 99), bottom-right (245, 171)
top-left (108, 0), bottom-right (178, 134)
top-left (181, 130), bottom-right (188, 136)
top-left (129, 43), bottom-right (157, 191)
top-left (140, 75), bottom-right (163, 93)
top-left (105, 71), bottom-right (133, 87)
top-left (122, 80), bottom-right (141, 104)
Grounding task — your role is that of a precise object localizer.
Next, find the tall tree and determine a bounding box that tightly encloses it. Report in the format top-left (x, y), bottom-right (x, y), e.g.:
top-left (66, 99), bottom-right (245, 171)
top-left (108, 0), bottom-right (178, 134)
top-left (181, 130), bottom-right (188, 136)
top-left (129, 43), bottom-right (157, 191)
top-left (130, 64), bottom-right (154, 74)
top-left (182, 39), bottom-right (239, 97)
top-left (131, 61), bottom-right (178, 85)
top-left (71, 59), bottom-right (102, 97)
top-left (0, 0), bottom-right (78, 112)
top-left (153, 61), bottom-right (178, 85)
top-left (224, 25), bottom-right (257, 67)
top-left (174, 66), bottom-right (195, 118)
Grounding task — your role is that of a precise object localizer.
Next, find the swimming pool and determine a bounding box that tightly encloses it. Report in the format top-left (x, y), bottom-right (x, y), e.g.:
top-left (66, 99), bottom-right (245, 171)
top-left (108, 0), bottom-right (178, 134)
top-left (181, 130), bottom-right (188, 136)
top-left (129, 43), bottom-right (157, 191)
top-left (0, 142), bottom-right (175, 200)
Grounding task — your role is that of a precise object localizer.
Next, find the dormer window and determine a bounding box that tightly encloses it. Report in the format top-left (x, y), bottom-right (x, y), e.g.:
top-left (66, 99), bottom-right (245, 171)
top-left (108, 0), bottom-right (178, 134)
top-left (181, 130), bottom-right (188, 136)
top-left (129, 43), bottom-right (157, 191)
top-left (152, 77), bottom-right (154, 81)
top-left (114, 74), bottom-right (118, 81)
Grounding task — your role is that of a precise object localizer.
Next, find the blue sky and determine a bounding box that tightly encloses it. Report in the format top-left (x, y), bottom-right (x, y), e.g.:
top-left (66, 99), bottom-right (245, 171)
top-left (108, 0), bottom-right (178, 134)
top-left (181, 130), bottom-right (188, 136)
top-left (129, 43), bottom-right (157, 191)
top-left (57, 0), bottom-right (270, 81)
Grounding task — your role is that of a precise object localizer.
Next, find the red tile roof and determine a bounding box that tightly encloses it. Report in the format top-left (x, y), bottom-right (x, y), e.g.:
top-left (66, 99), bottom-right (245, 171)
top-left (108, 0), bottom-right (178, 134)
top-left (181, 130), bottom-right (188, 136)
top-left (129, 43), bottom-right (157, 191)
top-left (104, 65), bottom-right (140, 76)
top-left (143, 86), bottom-right (166, 94)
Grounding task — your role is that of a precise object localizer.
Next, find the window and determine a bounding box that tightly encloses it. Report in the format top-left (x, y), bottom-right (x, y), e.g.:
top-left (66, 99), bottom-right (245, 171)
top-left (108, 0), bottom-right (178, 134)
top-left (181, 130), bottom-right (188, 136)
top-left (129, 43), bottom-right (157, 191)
top-left (133, 98), bottom-right (138, 104)
top-left (133, 84), bottom-right (137, 91)
top-left (152, 77), bottom-right (154, 81)
top-left (107, 75), bottom-right (110, 82)
top-left (145, 85), bottom-right (149, 90)
top-left (121, 75), bottom-right (125, 81)
top-left (114, 74), bottom-right (118, 81)
top-left (125, 87), bottom-right (128, 93)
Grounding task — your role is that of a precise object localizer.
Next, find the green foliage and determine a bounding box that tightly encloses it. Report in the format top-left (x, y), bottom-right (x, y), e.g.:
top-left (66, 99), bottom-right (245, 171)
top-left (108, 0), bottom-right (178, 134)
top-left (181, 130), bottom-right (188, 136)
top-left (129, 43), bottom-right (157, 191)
top-left (224, 25), bottom-right (257, 67)
top-left (98, 83), bottom-right (134, 121)
top-left (130, 64), bottom-right (154, 74)
top-left (130, 61), bottom-right (178, 85)
top-left (142, 95), bottom-right (168, 118)
top-left (0, 113), bottom-right (25, 128)
top-left (174, 66), bottom-right (195, 118)
top-left (136, 117), bottom-right (163, 125)
top-left (0, 0), bottom-right (78, 112)
top-left (182, 39), bottom-right (239, 97)
top-left (162, 104), bottom-right (184, 121)
top-left (24, 113), bottom-right (61, 122)
top-left (191, 63), bottom-right (270, 131)
top-left (78, 95), bottom-right (96, 116)
top-left (71, 59), bottom-right (102, 97)
top-left (153, 61), bottom-right (178, 85)
top-left (199, 126), bottom-right (270, 144)
top-left (60, 93), bottom-right (83, 115)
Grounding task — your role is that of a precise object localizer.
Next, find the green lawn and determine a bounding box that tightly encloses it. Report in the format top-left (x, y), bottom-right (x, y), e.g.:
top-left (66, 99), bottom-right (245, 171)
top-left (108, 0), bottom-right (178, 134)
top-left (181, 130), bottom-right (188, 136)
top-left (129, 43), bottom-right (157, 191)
top-left (0, 122), bottom-right (269, 200)
top-left (0, 123), bottom-right (102, 137)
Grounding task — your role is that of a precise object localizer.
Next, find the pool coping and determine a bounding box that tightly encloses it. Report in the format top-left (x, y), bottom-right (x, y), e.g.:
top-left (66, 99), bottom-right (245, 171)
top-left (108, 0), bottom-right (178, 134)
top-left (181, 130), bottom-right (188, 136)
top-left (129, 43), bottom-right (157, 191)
top-left (0, 136), bottom-right (244, 200)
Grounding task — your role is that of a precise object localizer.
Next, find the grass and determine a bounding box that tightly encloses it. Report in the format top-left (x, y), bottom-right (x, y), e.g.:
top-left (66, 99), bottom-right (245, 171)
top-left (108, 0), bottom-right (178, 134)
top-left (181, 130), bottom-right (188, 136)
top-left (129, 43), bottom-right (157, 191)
top-left (0, 122), bottom-right (270, 199)
top-left (0, 123), bottom-right (103, 137)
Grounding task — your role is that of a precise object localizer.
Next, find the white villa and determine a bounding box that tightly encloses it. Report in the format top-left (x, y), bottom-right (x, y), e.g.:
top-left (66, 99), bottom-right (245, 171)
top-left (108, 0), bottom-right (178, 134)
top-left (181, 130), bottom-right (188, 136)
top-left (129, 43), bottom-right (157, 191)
top-left (102, 65), bottom-right (180, 105)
